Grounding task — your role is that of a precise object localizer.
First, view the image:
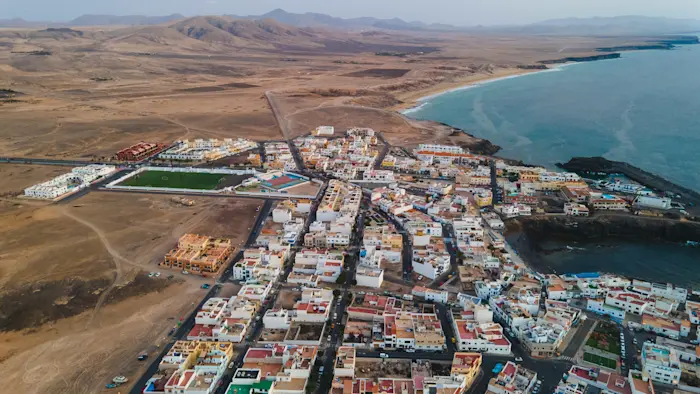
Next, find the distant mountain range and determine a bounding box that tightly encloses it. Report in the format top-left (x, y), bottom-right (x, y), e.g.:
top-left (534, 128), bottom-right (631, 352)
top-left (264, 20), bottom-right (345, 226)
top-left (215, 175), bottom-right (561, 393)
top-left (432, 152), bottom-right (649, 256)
top-left (0, 14), bottom-right (185, 28)
top-left (68, 14), bottom-right (185, 26)
top-left (226, 8), bottom-right (459, 32)
top-left (2, 10), bottom-right (700, 36)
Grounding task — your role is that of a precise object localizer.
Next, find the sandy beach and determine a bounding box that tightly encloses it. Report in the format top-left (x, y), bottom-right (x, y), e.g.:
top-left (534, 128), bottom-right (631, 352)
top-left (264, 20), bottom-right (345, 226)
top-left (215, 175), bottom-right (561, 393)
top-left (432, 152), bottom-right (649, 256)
top-left (391, 67), bottom-right (538, 112)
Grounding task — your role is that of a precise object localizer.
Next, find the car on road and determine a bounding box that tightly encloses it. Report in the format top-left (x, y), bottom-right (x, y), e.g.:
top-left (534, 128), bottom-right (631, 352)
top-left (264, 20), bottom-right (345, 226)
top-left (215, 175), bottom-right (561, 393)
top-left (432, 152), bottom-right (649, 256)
top-left (514, 357), bottom-right (523, 362)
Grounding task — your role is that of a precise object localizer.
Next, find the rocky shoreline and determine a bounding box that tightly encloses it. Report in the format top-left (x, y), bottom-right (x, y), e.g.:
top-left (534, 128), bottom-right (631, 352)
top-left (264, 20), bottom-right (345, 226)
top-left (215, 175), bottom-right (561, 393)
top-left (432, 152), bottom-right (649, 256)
top-left (509, 214), bottom-right (700, 246)
top-left (558, 156), bottom-right (700, 213)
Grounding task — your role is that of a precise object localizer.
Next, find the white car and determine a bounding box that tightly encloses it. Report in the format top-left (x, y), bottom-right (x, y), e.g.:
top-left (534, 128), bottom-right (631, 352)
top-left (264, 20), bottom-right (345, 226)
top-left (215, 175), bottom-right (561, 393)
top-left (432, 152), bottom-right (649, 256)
top-left (515, 357), bottom-right (523, 362)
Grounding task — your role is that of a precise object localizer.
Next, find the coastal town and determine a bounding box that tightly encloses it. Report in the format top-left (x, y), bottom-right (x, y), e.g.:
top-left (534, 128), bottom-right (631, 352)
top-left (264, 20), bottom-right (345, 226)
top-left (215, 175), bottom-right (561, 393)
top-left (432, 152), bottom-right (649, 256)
top-left (6, 124), bottom-right (700, 394)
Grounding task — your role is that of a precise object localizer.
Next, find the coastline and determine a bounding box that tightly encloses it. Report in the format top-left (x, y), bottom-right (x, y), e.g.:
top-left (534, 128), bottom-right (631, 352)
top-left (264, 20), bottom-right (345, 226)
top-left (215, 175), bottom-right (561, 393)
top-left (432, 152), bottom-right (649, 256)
top-left (391, 67), bottom-right (539, 113)
top-left (393, 63), bottom-right (580, 114)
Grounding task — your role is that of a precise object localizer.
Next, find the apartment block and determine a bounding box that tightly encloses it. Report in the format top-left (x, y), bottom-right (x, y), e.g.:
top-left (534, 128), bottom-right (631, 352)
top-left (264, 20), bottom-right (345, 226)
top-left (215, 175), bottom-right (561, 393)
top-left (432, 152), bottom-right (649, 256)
top-left (355, 266), bottom-right (384, 288)
top-left (159, 138), bottom-right (257, 161)
top-left (451, 353), bottom-right (483, 388)
top-left (187, 296), bottom-right (257, 343)
top-left (589, 194), bottom-right (628, 211)
top-left (586, 298), bottom-right (626, 322)
top-left (411, 286), bottom-right (448, 303)
top-left (641, 342), bottom-right (681, 385)
top-left (555, 366), bottom-right (654, 394)
top-left (520, 317), bottom-right (567, 358)
top-left (641, 314), bottom-right (681, 339)
top-left (452, 318), bottom-right (512, 354)
top-left (115, 142), bottom-right (166, 161)
top-left (486, 361), bottom-right (538, 394)
top-left (143, 340), bottom-right (235, 394)
top-left (292, 249), bottom-right (345, 283)
top-left (226, 344), bottom-right (319, 394)
top-left (457, 293), bottom-right (494, 323)
top-left (24, 164), bottom-right (116, 199)
top-left (631, 280), bottom-right (687, 302)
top-left (383, 311), bottom-right (446, 351)
top-left (162, 233), bottom-right (233, 275)
top-left (490, 295), bottom-right (534, 332)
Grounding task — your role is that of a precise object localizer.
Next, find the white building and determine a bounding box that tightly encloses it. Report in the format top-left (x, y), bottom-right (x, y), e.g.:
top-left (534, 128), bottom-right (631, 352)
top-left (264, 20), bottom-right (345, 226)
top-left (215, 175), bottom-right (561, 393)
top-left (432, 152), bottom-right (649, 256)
top-left (412, 252), bottom-right (450, 280)
top-left (24, 164), bottom-right (115, 199)
top-left (586, 298), bottom-right (625, 321)
top-left (641, 342), bottom-right (681, 385)
top-left (314, 126), bottom-right (335, 136)
top-left (457, 294), bottom-right (494, 323)
top-left (475, 280), bottom-right (503, 300)
top-left (631, 280), bottom-right (687, 302)
top-left (634, 195), bottom-right (672, 210)
top-left (272, 208), bottom-right (293, 223)
top-left (605, 291), bottom-right (653, 315)
top-left (452, 319), bottom-right (512, 354)
top-left (412, 286), bottom-right (449, 303)
top-left (355, 266), bottom-right (384, 288)
top-left (416, 144), bottom-right (465, 154)
top-left (564, 203), bottom-right (590, 216)
top-left (362, 170), bottom-right (395, 183)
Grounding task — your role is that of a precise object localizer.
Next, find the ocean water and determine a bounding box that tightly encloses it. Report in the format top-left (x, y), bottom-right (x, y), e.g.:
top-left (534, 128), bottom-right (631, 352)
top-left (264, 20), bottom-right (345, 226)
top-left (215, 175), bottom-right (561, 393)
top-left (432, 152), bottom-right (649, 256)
top-left (530, 241), bottom-right (700, 288)
top-left (406, 42), bottom-right (700, 192)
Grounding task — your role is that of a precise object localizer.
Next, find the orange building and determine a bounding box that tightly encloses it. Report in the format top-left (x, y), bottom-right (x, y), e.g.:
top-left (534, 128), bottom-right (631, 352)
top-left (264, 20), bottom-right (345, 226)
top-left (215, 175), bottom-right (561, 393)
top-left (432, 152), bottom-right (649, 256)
top-left (163, 233), bottom-right (233, 275)
top-left (451, 352), bottom-right (483, 389)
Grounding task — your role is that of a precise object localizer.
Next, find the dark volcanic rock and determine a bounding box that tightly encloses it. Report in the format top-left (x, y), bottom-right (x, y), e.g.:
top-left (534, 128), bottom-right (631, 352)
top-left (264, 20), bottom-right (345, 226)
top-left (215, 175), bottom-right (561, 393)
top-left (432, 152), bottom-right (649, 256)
top-left (512, 215), bottom-right (700, 244)
top-left (538, 53), bottom-right (620, 64)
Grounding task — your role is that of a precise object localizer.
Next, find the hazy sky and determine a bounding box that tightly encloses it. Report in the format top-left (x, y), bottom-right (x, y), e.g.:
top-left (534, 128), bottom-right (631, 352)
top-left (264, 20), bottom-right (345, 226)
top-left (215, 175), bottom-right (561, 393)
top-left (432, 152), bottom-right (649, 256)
top-left (2, 0), bottom-right (700, 25)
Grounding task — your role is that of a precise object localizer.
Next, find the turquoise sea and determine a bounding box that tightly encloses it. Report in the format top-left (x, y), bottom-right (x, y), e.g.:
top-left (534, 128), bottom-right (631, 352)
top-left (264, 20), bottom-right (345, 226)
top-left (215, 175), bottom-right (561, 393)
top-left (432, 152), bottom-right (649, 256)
top-left (406, 41), bottom-right (700, 192)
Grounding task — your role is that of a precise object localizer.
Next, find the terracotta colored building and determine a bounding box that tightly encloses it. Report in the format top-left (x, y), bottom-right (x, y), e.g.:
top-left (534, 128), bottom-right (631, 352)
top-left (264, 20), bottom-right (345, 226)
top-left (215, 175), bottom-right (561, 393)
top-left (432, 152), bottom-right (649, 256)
top-left (163, 233), bottom-right (233, 275)
top-left (115, 142), bottom-right (166, 161)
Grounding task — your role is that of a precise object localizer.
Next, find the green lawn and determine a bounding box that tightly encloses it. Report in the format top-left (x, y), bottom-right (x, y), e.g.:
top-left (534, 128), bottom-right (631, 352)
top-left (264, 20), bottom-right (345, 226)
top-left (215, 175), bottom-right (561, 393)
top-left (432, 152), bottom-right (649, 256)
top-left (121, 171), bottom-right (227, 190)
top-left (584, 352), bottom-right (617, 369)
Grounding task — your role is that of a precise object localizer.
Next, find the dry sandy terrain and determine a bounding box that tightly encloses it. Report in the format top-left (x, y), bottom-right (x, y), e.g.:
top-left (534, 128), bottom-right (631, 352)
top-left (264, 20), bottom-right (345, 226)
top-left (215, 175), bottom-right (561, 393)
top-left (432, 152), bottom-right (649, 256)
top-left (0, 164), bottom-right (71, 196)
top-left (0, 19), bottom-right (647, 159)
top-left (0, 192), bottom-right (260, 393)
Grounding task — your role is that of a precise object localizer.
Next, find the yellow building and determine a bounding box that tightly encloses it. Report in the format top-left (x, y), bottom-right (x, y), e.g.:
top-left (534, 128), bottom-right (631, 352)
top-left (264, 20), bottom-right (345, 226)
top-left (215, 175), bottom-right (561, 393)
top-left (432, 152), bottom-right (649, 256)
top-left (474, 192), bottom-right (493, 207)
top-left (519, 172), bottom-right (541, 182)
top-left (451, 352), bottom-right (483, 389)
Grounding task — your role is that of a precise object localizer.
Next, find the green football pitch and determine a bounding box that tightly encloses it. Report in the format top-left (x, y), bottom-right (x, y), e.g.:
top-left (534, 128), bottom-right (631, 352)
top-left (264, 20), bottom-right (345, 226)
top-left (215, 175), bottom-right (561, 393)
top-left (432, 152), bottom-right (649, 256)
top-left (120, 171), bottom-right (228, 189)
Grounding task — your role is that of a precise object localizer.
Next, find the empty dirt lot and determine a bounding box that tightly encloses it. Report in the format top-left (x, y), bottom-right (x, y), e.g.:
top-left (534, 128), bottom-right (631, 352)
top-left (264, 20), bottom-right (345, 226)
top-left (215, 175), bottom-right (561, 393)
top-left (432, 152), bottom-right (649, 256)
top-left (0, 164), bottom-right (71, 196)
top-left (0, 191), bottom-right (261, 394)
